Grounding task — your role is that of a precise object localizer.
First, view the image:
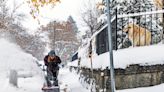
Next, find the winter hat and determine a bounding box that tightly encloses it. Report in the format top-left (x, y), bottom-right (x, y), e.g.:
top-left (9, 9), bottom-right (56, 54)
top-left (48, 50), bottom-right (56, 57)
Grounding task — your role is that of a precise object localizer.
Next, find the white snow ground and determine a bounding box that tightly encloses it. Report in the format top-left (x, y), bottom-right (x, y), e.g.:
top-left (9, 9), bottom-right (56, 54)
top-left (0, 38), bottom-right (44, 92)
top-left (117, 83), bottom-right (164, 92)
top-left (58, 67), bottom-right (90, 92)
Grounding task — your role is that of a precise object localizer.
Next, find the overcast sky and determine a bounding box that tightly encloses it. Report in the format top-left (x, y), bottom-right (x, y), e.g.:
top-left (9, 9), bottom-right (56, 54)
top-left (5, 0), bottom-right (101, 36)
top-left (6, 0), bottom-right (88, 32)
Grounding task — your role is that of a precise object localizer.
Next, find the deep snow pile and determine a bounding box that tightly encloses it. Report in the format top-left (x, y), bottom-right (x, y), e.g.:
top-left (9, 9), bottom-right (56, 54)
top-left (0, 38), bottom-right (44, 92)
top-left (68, 44), bottom-right (164, 69)
top-left (92, 44), bottom-right (164, 69)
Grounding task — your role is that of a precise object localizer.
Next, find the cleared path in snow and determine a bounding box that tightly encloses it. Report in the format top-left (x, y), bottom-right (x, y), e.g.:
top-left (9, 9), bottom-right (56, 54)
top-left (58, 68), bottom-right (90, 92)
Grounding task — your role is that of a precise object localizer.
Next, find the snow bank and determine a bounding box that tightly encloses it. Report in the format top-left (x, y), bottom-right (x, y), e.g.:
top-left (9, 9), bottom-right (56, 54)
top-left (91, 44), bottom-right (164, 69)
top-left (0, 38), bottom-right (44, 92)
top-left (69, 44), bottom-right (164, 69)
top-left (67, 60), bottom-right (79, 67)
top-left (0, 38), bottom-right (39, 75)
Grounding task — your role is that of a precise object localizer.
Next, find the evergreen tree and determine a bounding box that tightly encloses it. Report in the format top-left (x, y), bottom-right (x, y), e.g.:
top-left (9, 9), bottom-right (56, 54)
top-left (98, 0), bottom-right (163, 48)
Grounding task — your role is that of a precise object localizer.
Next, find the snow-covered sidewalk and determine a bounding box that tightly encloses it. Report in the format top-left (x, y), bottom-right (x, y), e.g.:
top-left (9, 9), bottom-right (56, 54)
top-left (58, 68), bottom-right (90, 92)
top-left (117, 83), bottom-right (164, 92)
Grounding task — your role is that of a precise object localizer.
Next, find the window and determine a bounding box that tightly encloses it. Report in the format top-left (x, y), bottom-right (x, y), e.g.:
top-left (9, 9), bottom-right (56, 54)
top-left (71, 52), bottom-right (78, 61)
top-left (96, 27), bottom-right (109, 55)
top-left (96, 24), bottom-right (117, 55)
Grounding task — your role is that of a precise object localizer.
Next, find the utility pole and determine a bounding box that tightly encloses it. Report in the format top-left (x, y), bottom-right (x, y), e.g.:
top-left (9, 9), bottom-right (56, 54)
top-left (105, 0), bottom-right (116, 92)
top-left (53, 21), bottom-right (56, 50)
top-left (49, 21), bottom-right (56, 50)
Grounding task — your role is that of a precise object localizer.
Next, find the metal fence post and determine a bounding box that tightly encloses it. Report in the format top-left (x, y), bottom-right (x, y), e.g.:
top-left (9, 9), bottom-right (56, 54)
top-left (162, 1), bottom-right (164, 44)
top-left (115, 8), bottom-right (118, 50)
top-left (105, 0), bottom-right (116, 92)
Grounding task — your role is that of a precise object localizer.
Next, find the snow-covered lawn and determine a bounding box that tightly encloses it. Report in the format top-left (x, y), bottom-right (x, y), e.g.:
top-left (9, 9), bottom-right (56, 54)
top-left (69, 43), bottom-right (164, 69)
top-left (92, 44), bottom-right (164, 69)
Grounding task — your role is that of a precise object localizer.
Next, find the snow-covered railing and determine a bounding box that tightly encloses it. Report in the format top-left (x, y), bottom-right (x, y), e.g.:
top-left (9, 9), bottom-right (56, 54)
top-left (92, 9), bottom-right (164, 42)
top-left (117, 10), bottom-right (164, 18)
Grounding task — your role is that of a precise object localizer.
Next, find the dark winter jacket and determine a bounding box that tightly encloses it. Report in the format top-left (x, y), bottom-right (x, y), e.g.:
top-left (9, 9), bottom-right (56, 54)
top-left (44, 55), bottom-right (61, 72)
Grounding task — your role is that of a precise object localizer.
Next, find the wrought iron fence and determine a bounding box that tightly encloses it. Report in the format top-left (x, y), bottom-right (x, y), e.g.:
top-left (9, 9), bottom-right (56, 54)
top-left (96, 9), bottom-right (164, 55)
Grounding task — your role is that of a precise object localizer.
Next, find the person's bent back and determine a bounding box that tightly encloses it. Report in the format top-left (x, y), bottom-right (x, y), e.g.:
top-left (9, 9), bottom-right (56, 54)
top-left (44, 50), bottom-right (61, 78)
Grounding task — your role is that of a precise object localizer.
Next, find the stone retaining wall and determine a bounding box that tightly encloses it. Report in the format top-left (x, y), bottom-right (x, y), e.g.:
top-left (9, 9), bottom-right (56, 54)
top-left (70, 64), bottom-right (164, 92)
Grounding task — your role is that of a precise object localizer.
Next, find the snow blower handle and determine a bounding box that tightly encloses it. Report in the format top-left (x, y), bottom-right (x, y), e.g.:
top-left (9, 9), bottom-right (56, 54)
top-left (42, 65), bottom-right (47, 73)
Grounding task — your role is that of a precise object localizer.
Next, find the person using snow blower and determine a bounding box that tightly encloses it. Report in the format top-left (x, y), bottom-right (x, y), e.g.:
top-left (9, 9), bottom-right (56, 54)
top-left (44, 50), bottom-right (61, 87)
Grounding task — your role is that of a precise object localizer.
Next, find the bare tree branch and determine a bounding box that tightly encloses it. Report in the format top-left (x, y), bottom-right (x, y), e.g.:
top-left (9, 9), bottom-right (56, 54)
top-left (80, 0), bottom-right (100, 37)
